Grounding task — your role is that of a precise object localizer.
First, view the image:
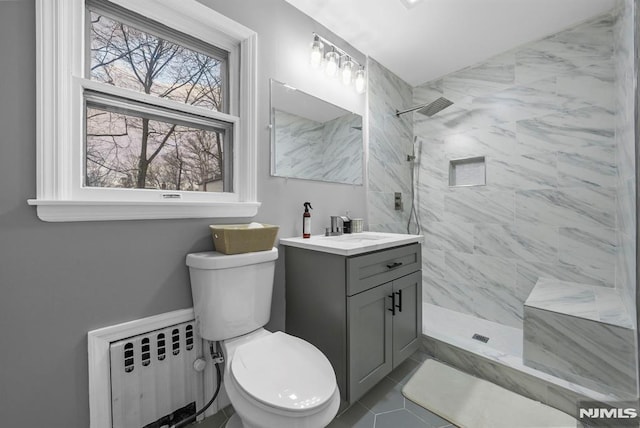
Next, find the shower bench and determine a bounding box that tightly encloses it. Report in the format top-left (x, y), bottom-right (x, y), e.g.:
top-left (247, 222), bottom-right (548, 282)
top-left (523, 278), bottom-right (636, 398)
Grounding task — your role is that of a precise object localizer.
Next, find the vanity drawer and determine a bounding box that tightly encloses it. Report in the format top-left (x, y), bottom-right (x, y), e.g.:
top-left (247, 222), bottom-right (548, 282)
top-left (346, 244), bottom-right (421, 296)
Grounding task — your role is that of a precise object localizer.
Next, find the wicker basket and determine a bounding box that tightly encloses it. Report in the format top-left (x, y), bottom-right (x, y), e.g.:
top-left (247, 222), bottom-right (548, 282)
top-left (209, 223), bottom-right (279, 255)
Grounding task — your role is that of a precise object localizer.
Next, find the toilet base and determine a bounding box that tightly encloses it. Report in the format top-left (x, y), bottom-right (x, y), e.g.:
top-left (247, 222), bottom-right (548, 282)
top-left (224, 413), bottom-right (242, 428)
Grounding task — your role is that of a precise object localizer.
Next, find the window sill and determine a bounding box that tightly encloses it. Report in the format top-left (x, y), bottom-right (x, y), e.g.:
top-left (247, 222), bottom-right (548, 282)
top-left (27, 199), bottom-right (261, 222)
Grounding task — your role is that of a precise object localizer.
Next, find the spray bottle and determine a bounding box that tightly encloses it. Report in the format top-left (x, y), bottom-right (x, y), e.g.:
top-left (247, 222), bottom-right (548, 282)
top-left (302, 202), bottom-right (313, 238)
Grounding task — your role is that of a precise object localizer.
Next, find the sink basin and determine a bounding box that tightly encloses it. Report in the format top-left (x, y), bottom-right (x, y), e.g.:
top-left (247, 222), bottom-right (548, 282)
top-left (320, 234), bottom-right (387, 242)
top-left (280, 231), bottom-right (423, 256)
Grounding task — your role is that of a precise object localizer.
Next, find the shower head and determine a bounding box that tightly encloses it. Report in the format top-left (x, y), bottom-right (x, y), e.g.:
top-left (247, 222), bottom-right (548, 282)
top-left (395, 96), bottom-right (454, 117)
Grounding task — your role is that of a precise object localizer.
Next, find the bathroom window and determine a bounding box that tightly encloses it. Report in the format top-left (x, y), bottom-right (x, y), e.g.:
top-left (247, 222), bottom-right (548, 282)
top-left (30, 0), bottom-right (259, 221)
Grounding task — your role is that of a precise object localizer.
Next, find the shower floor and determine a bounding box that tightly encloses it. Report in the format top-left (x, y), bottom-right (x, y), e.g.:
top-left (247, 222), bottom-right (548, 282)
top-left (421, 302), bottom-right (621, 409)
top-left (422, 303), bottom-right (524, 358)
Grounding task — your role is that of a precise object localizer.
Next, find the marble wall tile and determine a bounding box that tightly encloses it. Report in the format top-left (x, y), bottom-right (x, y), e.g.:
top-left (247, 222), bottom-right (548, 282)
top-left (445, 189), bottom-right (515, 224)
top-left (369, 119), bottom-right (412, 165)
top-left (544, 386), bottom-right (599, 421)
top-left (551, 14), bottom-right (615, 58)
top-left (556, 151), bottom-right (616, 188)
top-left (593, 286), bottom-right (634, 328)
top-left (524, 306), bottom-right (636, 396)
top-left (415, 187), bottom-right (444, 222)
top-left (367, 222), bottom-right (407, 234)
top-left (615, 103), bottom-right (635, 182)
top-left (368, 58), bottom-right (413, 114)
top-left (515, 187), bottom-right (615, 229)
top-left (617, 177), bottom-right (635, 237)
top-left (421, 247), bottom-right (446, 286)
top-left (413, 104), bottom-right (477, 139)
top-left (616, 233), bottom-right (636, 320)
top-left (422, 252), bottom-right (486, 322)
top-left (613, 0), bottom-right (637, 329)
top-left (472, 77), bottom-right (569, 124)
top-left (524, 279), bottom-right (599, 320)
top-left (515, 14), bottom-right (614, 85)
top-left (441, 52), bottom-right (516, 105)
top-left (367, 58), bottom-right (413, 233)
top-left (415, 138), bottom-right (447, 190)
top-left (555, 61), bottom-right (615, 110)
top-left (474, 223), bottom-right (558, 265)
top-left (439, 124), bottom-right (524, 159)
top-left (487, 152), bottom-right (558, 190)
top-left (558, 226), bottom-right (616, 271)
top-left (525, 278), bottom-right (633, 329)
top-left (444, 252), bottom-right (522, 327)
top-left (516, 106), bottom-right (615, 155)
top-left (368, 155), bottom-right (411, 194)
top-left (367, 191), bottom-right (406, 226)
top-left (422, 249), bottom-right (481, 318)
top-left (516, 259), bottom-right (615, 292)
top-left (514, 46), bottom-right (579, 85)
top-left (412, 79), bottom-right (443, 103)
top-left (422, 221), bottom-right (474, 253)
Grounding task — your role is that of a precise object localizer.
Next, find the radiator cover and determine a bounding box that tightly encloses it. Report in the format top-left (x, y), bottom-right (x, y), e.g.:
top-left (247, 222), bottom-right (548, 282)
top-left (89, 310), bottom-right (206, 428)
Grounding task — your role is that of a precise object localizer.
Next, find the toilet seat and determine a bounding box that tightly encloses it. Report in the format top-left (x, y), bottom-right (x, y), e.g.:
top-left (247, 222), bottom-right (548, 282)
top-left (230, 331), bottom-right (337, 412)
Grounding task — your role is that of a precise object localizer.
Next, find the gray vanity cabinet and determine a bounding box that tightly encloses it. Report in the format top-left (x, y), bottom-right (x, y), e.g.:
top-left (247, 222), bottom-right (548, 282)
top-left (284, 243), bottom-right (422, 406)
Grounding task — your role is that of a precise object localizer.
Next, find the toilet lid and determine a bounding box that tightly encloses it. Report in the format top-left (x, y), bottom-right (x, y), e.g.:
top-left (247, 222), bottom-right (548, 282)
top-left (230, 332), bottom-right (337, 411)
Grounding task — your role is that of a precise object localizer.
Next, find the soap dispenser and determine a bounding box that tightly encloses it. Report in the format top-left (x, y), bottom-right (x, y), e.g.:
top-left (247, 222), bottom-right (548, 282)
top-left (302, 202), bottom-right (313, 238)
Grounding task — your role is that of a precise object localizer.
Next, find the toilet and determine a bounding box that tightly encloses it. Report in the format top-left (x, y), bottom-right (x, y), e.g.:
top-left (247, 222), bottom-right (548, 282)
top-left (186, 248), bottom-right (340, 428)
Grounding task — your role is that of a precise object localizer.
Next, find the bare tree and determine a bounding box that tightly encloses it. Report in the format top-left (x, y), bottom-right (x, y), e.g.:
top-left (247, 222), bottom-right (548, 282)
top-left (86, 12), bottom-right (225, 191)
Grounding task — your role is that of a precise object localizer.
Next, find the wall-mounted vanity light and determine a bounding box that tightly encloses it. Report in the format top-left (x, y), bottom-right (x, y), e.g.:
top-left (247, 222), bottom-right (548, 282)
top-left (309, 33), bottom-right (366, 94)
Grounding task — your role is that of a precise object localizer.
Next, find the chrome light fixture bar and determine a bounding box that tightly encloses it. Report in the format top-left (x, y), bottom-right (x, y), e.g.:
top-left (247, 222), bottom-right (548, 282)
top-left (310, 33), bottom-right (366, 94)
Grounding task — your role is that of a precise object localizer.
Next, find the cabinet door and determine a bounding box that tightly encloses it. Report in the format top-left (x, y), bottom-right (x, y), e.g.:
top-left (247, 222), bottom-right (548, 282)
top-left (392, 271), bottom-right (422, 368)
top-left (347, 282), bottom-right (393, 403)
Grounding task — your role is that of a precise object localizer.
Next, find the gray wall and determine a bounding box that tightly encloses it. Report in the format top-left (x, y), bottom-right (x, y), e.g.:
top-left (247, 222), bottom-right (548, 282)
top-left (0, 0), bottom-right (366, 426)
top-left (413, 13), bottom-right (623, 329)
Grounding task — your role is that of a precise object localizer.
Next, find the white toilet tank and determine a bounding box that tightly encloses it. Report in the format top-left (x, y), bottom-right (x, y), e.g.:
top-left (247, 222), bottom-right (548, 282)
top-left (186, 248), bottom-right (278, 341)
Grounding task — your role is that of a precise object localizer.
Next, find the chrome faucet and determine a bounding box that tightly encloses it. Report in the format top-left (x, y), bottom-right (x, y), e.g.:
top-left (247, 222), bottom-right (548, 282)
top-left (326, 216), bottom-right (350, 236)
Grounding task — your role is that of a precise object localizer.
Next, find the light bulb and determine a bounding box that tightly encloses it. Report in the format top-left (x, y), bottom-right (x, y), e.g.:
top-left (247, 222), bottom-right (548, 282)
top-left (354, 68), bottom-right (366, 94)
top-left (341, 57), bottom-right (355, 86)
top-left (324, 48), bottom-right (339, 78)
top-left (310, 36), bottom-right (324, 69)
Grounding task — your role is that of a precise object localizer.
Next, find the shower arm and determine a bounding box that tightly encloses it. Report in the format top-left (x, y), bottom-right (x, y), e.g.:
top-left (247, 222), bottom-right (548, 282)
top-left (395, 103), bottom-right (430, 117)
top-left (395, 97), bottom-right (454, 118)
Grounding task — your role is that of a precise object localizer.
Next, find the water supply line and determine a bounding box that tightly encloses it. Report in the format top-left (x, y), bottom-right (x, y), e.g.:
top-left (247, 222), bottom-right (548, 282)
top-left (171, 341), bottom-right (224, 428)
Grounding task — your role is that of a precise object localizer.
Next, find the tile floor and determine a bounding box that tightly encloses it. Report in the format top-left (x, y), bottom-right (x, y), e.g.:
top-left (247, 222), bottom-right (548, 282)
top-left (189, 349), bottom-right (457, 428)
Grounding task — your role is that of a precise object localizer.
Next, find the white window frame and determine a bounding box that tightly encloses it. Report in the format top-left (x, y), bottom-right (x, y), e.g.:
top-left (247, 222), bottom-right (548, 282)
top-left (29, 0), bottom-right (260, 221)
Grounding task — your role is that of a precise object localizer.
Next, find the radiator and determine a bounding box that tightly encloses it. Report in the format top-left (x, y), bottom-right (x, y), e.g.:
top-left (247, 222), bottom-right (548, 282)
top-left (109, 321), bottom-right (204, 428)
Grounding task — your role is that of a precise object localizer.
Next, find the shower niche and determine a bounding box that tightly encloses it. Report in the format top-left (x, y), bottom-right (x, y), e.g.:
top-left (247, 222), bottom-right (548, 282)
top-left (448, 156), bottom-right (486, 187)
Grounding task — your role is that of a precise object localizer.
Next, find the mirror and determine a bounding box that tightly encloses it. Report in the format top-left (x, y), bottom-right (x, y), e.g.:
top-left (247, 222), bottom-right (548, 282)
top-left (270, 79), bottom-right (363, 185)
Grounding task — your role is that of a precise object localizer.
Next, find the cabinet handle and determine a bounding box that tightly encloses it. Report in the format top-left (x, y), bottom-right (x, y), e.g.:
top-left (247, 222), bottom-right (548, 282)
top-left (395, 289), bottom-right (402, 312)
top-left (386, 262), bottom-right (403, 270)
top-left (388, 294), bottom-right (396, 315)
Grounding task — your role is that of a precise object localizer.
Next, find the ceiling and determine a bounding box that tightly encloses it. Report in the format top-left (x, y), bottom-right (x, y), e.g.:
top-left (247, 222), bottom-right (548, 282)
top-left (284, 0), bottom-right (618, 86)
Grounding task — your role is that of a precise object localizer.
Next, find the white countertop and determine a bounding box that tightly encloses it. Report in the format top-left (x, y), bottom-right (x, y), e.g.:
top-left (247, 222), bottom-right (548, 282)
top-left (279, 231), bottom-right (423, 256)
